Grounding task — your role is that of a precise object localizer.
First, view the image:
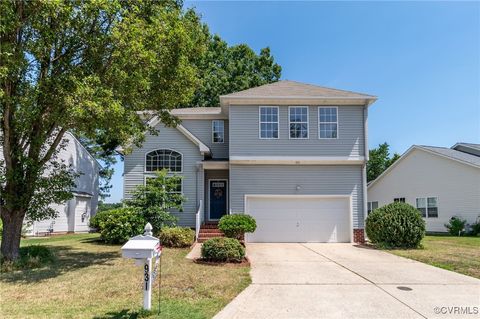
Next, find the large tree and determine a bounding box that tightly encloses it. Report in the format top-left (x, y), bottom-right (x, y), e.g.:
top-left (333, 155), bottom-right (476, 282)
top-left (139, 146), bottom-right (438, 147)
top-left (0, 0), bottom-right (206, 260)
top-left (190, 34), bottom-right (282, 107)
top-left (367, 143), bottom-right (401, 182)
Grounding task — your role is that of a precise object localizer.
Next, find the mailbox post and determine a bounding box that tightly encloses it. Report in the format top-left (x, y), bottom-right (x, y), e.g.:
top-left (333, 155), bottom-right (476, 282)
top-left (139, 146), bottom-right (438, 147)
top-left (121, 223), bottom-right (161, 310)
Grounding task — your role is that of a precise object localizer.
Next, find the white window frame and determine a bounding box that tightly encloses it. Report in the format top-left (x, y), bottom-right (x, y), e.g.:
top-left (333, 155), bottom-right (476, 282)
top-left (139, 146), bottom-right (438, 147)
top-left (259, 106), bottom-right (280, 139)
top-left (367, 201), bottom-right (379, 214)
top-left (318, 106), bottom-right (339, 139)
top-left (416, 196), bottom-right (438, 218)
top-left (144, 175), bottom-right (183, 195)
top-left (288, 106), bottom-right (309, 139)
top-left (144, 149), bottom-right (183, 173)
top-left (212, 120), bottom-right (225, 144)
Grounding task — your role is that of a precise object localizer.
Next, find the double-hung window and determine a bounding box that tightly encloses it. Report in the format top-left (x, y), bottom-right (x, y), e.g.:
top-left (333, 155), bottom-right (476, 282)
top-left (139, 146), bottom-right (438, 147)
top-left (145, 176), bottom-right (182, 194)
top-left (289, 106), bottom-right (308, 139)
top-left (212, 120), bottom-right (224, 143)
top-left (259, 106), bottom-right (279, 139)
top-left (367, 201), bottom-right (379, 214)
top-left (416, 197), bottom-right (438, 218)
top-left (318, 107), bottom-right (338, 139)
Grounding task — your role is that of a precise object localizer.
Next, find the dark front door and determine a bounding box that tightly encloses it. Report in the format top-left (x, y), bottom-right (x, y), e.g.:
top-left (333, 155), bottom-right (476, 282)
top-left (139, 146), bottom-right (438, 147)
top-left (209, 180), bottom-right (227, 220)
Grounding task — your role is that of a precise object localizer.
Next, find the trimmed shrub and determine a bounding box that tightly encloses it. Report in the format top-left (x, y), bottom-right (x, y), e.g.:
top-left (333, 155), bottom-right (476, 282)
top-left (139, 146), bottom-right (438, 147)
top-left (201, 237), bottom-right (245, 262)
top-left (366, 202), bottom-right (425, 248)
top-left (445, 216), bottom-right (467, 236)
top-left (159, 227), bottom-right (195, 248)
top-left (218, 214), bottom-right (256, 240)
top-left (89, 209), bottom-right (121, 231)
top-left (99, 208), bottom-right (146, 244)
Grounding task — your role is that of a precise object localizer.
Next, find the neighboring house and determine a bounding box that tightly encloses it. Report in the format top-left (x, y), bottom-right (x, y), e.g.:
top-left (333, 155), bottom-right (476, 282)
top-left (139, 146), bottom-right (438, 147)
top-left (368, 143), bottom-right (480, 232)
top-left (0, 132), bottom-right (101, 235)
top-left (122, 80), bottom-right (376, 243)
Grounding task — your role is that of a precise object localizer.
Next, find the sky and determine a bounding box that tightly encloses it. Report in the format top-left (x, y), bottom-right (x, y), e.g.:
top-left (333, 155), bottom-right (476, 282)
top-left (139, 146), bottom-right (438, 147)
top-left (105, 1), bottom-right (480, 203)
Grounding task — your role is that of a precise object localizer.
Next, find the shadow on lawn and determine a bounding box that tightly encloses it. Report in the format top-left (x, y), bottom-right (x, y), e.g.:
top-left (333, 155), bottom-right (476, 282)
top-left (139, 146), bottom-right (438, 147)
top-left (93, 309), bottom-right (150, 319)
top-left (0, 245), bottom-right (118, 284)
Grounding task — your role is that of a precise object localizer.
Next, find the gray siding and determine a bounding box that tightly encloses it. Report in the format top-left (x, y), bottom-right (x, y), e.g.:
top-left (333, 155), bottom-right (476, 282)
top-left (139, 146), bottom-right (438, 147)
top-left (230, 165), bottom-right (364, 228)
top-left (181, 119), bottom-right (229, 159)
top-left (123, 124), bottom-right (203, 226)
top-left (229, 105), bottom-right (365, 157)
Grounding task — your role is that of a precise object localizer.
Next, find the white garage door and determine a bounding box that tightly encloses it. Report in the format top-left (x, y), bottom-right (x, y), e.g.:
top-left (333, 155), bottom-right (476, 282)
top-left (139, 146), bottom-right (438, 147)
top-left (246, 196), bottom-right (351, 243)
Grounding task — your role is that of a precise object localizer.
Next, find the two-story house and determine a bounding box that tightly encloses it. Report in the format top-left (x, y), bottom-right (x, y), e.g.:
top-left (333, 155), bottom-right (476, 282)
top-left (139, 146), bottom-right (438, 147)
top-left (123, 80), bottom-right (376, 243)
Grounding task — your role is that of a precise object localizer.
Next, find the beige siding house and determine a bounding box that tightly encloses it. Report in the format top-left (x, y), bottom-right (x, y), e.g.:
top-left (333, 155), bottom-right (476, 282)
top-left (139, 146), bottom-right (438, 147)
top-left (368, 143), bottom-right (480, 232)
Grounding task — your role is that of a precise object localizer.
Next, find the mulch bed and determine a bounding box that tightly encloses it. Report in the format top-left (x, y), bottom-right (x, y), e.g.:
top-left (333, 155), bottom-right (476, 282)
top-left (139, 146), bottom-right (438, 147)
top-left (193, 257), bottom-right (250, 267)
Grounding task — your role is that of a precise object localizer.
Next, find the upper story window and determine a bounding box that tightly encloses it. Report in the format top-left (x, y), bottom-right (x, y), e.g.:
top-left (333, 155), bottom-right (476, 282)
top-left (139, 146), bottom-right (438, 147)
top-left (145, 149), bottom-right (182, 172)
top-left (259, 106), bottom-right (279, 139)
top-left (416, 197), bottom-right (438, 218)
top-left (289, 106), bottom-right (309, 139)
top-left (212, 120), bottom-right (224, 143)
top-left (318, 107), bottom-right (338, 139)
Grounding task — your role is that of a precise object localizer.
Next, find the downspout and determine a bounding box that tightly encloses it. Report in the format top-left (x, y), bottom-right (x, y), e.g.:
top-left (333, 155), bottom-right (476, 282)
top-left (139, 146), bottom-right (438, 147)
top-left (362, 103), bottom-right (369, 231)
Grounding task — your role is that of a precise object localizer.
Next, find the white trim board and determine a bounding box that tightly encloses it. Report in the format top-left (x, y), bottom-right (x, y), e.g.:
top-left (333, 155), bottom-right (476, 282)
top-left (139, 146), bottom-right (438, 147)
top-left (230, 156), bottom-right (365, 165)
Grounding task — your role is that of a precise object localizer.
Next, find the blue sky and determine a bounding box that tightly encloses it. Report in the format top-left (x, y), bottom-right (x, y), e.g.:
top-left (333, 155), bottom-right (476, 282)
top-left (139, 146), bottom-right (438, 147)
top-left (105, 1), bottom-right (479, 203)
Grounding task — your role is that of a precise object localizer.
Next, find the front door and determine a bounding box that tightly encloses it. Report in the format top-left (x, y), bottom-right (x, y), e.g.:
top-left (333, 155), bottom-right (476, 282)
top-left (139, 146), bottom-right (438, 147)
top-left (209, 180), bottom-right (227, 220)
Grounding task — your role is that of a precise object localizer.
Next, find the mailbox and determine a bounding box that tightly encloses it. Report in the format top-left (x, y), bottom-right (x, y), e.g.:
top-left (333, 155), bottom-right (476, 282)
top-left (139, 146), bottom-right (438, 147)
top-left (121, 223), bottom-right (161, 310)
top-left (121, 234), bottom-right (160, 260)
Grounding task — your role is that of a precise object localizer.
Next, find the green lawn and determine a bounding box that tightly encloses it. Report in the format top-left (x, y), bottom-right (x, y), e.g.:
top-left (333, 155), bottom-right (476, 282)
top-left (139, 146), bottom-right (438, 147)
top-left (387, 235), bottom-right (480, 279)
top-left (0, 234), bottom-right (251, 319)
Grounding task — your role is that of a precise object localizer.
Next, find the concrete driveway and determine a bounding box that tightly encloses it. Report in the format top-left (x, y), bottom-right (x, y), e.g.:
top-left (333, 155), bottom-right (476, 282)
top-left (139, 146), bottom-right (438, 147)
top-left (214, 243), bottom-right (480, 319)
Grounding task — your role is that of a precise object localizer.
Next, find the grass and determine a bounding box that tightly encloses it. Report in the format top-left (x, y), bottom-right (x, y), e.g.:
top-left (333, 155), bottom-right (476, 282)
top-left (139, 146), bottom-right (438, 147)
top-left (386, 235), bottom-right (480, 279)
top-left (0, 234), bottom-right (251, 319)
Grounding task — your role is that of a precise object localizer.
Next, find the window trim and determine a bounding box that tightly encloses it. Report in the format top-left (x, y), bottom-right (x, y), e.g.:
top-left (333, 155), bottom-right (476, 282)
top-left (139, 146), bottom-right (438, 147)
top-left (367, 201), bottom-right (379, 214)
top-left (144, 149), bottom-right (183, 173)
top-left (144, 175), bottom-right (184, 195)
top-left (288, 106), bottom-right (309, 139)
top-left (416, 196), bottom-right (438, 218)
top-left (318, 106), bottom-right (339, 139)
top-left (259, 106), bottom-right (280, 140)
top-left (212, 120), bottom-right (225, 144)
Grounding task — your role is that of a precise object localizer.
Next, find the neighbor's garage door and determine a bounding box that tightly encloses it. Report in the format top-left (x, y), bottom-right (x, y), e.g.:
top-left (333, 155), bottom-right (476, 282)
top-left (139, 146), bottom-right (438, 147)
top-left (246, 196), bottom-right (351, 243)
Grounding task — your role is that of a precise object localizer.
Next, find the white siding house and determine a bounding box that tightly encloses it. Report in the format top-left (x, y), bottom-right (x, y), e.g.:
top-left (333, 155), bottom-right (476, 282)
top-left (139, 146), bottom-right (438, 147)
top-left (368, 144), bottom-right (480, 232)
top-left (1, 132), bottom-right (101, 235)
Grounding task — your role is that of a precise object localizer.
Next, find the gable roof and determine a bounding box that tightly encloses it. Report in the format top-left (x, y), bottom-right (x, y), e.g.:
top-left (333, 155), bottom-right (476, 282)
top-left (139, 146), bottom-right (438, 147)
top-left (220, 80), bottom-right (376, 106)
top-left (368, 144), bottom-right (480, 189)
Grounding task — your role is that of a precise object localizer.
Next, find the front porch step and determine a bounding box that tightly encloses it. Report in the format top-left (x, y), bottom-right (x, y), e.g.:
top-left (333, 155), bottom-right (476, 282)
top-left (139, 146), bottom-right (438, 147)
top-left (198, 223), bottom-right (224, 242)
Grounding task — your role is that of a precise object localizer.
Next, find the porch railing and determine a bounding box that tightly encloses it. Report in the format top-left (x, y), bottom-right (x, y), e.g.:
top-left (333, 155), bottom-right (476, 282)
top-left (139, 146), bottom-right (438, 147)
top-left (195, 200), bottom-right (202, 242)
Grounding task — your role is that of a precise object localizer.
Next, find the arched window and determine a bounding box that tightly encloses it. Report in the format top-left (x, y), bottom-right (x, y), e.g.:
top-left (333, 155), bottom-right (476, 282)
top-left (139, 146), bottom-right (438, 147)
top-left (145, 149), bottom-right (182, 172)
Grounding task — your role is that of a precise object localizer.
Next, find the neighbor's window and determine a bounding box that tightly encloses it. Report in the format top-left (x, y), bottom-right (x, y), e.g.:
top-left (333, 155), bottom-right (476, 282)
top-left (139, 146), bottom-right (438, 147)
top-left (145, 176), bottom-right (182, 194)
top-left (416, 197), bottom-right (438, 218)
top-left (212, 120), bottom-right (224, 143)
top-left (318, 107), bottom-right (338, 138)
top-left (259, 106), bottom-right (279, 139)
top-left (367, 201), bottom-right (379, 214)
top-left (145, 149), bottom-right (182, 172)
top-left (394, 197), bottom-right (405, 203)
top-left (289, 106), bottom-right (309, 139)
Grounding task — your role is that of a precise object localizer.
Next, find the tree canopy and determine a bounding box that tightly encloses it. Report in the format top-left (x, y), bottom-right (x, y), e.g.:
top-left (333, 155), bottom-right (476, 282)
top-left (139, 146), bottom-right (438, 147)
top-left (0, 0), bottom-right (207, 260)
top-left (190, 34), bottom-right (282, 107)
top-left (367, 143), bottom-right (401, 182)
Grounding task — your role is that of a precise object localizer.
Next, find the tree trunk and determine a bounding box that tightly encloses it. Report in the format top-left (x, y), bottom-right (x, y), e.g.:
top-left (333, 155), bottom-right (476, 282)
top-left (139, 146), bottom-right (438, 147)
top-left (0, 209), bottom-right (25, 261)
